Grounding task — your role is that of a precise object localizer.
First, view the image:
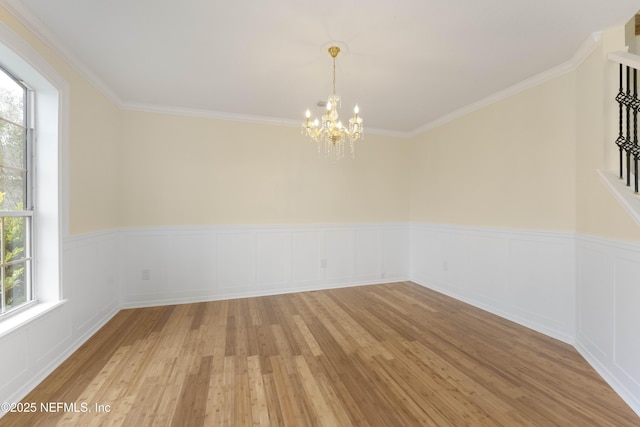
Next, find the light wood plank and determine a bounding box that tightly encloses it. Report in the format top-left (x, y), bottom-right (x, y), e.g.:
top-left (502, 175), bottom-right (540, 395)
top-left (2, 282), bottom-right (638, 426)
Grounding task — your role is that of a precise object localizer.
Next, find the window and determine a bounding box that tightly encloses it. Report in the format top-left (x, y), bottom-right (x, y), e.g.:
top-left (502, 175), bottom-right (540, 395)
top-left (0, 22), bottom-right (65, 331)
top-left (0, 66), bottom-right (34, 316)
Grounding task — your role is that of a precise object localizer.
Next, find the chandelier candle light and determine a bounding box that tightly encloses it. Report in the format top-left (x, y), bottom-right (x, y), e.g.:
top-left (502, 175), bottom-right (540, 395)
top-left (302, 46), bottom-right (363, 162)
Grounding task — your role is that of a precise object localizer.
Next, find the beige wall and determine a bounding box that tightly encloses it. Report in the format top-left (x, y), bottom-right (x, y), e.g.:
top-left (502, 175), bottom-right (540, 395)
top-left (4, 3), bottom-right (640, 241)
top-left (120, 111), bottom-right (410, 226)
top-left (575, 28), bottom-right (640, 242)
top-left (0, 7), bottom-right (122, 235)
top-left (409, 26), bottom-right (640, 243)
top-left (68, 81), bottom-right (121, 234)
top-left (3, 3), bottom-right (410, 232)
top-left (410, 73), bottom-right (577, 232)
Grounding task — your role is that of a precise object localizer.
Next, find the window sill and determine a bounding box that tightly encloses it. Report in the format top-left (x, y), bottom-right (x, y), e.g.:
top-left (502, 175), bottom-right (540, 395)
top-left (0, 300), bottom-right (67, 340)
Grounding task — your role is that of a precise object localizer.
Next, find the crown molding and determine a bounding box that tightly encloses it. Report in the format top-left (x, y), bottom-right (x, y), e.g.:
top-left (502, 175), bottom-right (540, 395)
top-left (408, 32), bottom-right (603, 138)
top-left (124, 33), bottom-right (602, 139)
top-left (124, 103), bottom-right (303, 128)
top-left (0, 0), bottom-right (124, 107)
top-left (123, 102), bottom-right (410, 138)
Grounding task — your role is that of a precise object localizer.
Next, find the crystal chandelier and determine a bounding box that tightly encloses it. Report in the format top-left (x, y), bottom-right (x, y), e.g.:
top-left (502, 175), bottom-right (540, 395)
top-left (302, 46), bottom-right (363, 162)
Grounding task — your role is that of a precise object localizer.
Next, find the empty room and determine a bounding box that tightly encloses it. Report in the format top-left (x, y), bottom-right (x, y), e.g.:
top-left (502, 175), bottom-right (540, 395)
top-left (1, 0), bottom-right (640, 425)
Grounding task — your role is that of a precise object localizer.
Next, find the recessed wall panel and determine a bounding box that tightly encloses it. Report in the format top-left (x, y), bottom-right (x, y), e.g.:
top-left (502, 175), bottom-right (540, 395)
top-left (577, 246), bottom-right (614, 359)
top-left (217, 233), bottom-right (256, 291)
top-left (510, 239), bottom-right (573, 328)
top-left (614, 255), bottom-right (640, 387)
top-left (324, 230), bottom-right (352, 282)
top-left (467, 235), bottom-right (509, 304)
top-left (167, 232), bottom-right (216, 294)
top-left (291, 231), bottom-right (321, 284)
top-left (354, 229), bottom-right (380, 280)
top-left (257, 232), bottom-right (289, 288)
top-left (383, 227), bottom-right (410, 278)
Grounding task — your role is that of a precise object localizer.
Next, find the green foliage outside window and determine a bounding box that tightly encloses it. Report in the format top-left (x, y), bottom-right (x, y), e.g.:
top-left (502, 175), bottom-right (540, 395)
top-left (0, 72), bottom-right (29, 312)
top-left (2, 210), bottom-right (27, 307)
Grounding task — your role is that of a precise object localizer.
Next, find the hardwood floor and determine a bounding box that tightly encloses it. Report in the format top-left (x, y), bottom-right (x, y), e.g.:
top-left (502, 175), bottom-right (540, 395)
top-left (2, 282), bottom-right (638, 426)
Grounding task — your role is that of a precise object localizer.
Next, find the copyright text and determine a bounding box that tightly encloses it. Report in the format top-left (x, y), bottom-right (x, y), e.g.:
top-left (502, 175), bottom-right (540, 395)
top-left (1, 401), bottom-right (111, 413)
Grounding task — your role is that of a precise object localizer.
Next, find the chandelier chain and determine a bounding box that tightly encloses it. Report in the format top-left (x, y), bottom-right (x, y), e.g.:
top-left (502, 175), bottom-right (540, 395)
top-left (333, 56), bottom-right (336, 96)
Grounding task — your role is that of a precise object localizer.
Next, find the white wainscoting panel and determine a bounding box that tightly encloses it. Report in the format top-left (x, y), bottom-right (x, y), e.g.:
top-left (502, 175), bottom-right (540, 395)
top-left (383, 227), bottom-right (411, 279)
top-left (121, 232), bottom-right (170, 302)
top-left (510, 238), bottom-right (574, 332)
top-left (411, 223), bottom-right (576, 343)
top-left (119, 223), bottom-right (410, 308)
top-left (28, 302), bottom-right (72, 368)
top-left (256, 232), bottom-right (290, 288)
top-left (576, 245), bottom-right (614, 361)
top-left (0, 332), bottom-right (28, 388)
top-left (67, 234), bottom-right (119, 337)
top-left (167, 232), bottom-right (217, 298)
top-left (466, 235), bottom-right (509, 304)
top-left (217, 232), bottom-right (256, 293)
top-left (354, 229), bottom-right (381, 281)
top-left (0, 230), bottom-right (120, 416)
top-left (576, 235), bottom-right (640, 416)
top-left (614, 257), bottom-right (640, 383)
top-left (291, 231), bottom-right (322, 285)
top-left (324, 229), bottom-right (353, 282)
top-left (4, 223), bottom-right (639, 419)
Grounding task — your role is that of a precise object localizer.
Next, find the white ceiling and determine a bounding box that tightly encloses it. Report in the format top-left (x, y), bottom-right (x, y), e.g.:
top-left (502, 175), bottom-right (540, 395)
top-left (3, 0), bottom-right (640, 135)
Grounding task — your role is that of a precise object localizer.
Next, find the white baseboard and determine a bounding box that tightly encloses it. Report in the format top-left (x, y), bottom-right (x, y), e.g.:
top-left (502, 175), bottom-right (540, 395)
top-left (120, 276), bottom-right (408, 309)
top-left (412, 278), bottom-right (574, 344)
top-left (576, 341), bottom-right (640, 417)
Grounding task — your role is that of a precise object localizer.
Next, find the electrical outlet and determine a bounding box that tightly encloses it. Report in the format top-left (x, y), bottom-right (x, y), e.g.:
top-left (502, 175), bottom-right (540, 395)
top-left (443, 261), bottom-right (448, 271)
top-left (141, 269), bottom-right (151, 280)
top-left (320, 259), bottom-right (327, 268)
top-left (381, 272), bottom-right (386, 279)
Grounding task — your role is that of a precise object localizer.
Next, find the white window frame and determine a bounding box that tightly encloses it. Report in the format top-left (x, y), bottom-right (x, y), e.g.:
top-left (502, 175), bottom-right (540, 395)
top-left (0, 21), bottom-right (69, 333)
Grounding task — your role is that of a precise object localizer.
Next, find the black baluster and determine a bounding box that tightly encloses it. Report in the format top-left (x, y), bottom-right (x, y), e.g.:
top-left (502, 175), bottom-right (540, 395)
top-left (627, 66), bottom-right (632, 187)
top-left (618, 64), bottom-right (624, 179)
top-left (632, 68), bottom-right (640, 194)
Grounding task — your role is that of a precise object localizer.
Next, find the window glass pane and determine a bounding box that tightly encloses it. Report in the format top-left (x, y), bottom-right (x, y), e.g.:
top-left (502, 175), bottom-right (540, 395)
top-left (0, 70), bottom-right (24, 125)
top-left (4, 216), bottom-right (26, 263)
top-left (5, 261), bottom-right (28, 309)
top-left (0, 120), bottom-right (26, 169)
top-left (0, 67), bottom-right (31, 316)
top-left (0, 167), bottom-right (26, 211)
